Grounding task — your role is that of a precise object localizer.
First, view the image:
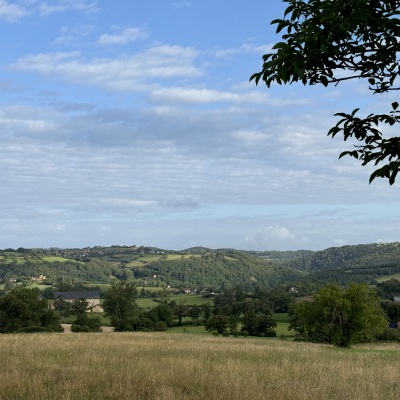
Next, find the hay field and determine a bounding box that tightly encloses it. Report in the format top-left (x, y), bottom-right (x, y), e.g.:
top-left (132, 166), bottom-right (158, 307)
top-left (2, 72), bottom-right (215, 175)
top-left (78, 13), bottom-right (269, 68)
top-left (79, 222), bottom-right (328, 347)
top-left (0, 332), bottom-right (399, 400)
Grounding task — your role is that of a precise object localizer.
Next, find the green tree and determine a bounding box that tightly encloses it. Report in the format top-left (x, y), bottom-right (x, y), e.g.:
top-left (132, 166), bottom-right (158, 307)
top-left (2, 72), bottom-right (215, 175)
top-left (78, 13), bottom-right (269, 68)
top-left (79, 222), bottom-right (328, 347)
top-left (381, 299), bottom-right (400, 323)
top-left (103, 281), bottom-right (139, 331)
top-left (289, 283), bottom-right (387, 347)
top-left (147, 303), bottom-right (174, 327)
top-left (241, 310), bottom-right (277, 337)
top-left (0, 287), bottom-right (62, 333)
top-left (252, 0), bottom-right (400, 184)
top-left (173, 300), bottom-right (189, 326)
top-left (71, 313), bottom-right (102, 332)
top-left (204, 314), bottom-right (230, 335)
top-left (377, 278), bottom-right (400, 300)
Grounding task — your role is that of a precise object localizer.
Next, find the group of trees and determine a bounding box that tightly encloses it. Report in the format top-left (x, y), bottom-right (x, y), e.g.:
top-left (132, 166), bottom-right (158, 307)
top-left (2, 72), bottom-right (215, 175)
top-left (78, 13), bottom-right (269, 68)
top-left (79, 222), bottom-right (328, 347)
top-left (204, 287), bottom-right (281, 337)
top-left (140, 251), bottom-right (304, 292)
top-left (0, 279), bottom-right (399, 349)
top-left (0, 287), bottom-right (62, 333)
top-left (102, 281), bottom-right (212, 332)
top-left (289, 283), bottom-right (388, 347)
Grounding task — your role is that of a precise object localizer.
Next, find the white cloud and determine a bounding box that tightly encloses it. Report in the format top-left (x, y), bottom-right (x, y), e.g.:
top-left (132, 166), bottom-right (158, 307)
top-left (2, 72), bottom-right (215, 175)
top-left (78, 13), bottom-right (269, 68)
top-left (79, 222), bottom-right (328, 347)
top-left (150, 87), bottom-right (240, 104)
top-left (0, 0), bottom-right (28, 21)
top-left (52, 24), bottom-right (94, 45)
top-left (12, 45), bottom-right (202, 91)
top-left (213, 43), bottom-right (273, 58)
top-left (38, 0), bottom-right (99, 16)
top-left (232, 130), bottom-right (268, 143)
top-left (101, 198), bottom-right (157, 208)
top-left (172, 1), bottom-right (191, 8)
top-left (150, 87), bottom-right (270, 105)
top-left (244, 226), bottom-right (300, 250)
top-left (98, 27), bottom-right (147, 46)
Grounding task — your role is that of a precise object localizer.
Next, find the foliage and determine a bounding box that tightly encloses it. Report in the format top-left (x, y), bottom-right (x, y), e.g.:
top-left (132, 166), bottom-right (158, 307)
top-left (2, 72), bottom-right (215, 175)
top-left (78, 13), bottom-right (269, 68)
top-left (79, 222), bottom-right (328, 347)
top-left (143, 251), bottom-right (305, 291)
top-left (241, 310), bottom-right (277, 337)
top-left (4, 244), bottom-right (400, 296)
top-left (285, 243), bottom-right (400, 292)
top-left (0, 287), bottom-right (62, 333)
top-left (380, 299), bottom-right (400, 322)
top-left (210, 286), bottom-right (278, 337)
top-left (289, 283), bottom-right (387, 347)
top-left (252, 0), bottom-right (400, 184)
top-left (204, 314), bottom-right (230, 335)
top-left (147, 303), bottom-right (174, 327)
top-left (377, 278), bottom-right (400, 299)
top-left (103, 281), bottom-right (140, 331)
top-left (71, 313), bottom-right (102, 332)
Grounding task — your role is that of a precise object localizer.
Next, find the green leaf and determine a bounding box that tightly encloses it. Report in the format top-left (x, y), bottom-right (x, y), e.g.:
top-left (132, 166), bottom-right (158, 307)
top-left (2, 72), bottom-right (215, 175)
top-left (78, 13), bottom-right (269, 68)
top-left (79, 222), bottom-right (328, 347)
top-left (392, 101), bottom-right (399, 110)
top-left (272, 42), bottom-right (289, 50)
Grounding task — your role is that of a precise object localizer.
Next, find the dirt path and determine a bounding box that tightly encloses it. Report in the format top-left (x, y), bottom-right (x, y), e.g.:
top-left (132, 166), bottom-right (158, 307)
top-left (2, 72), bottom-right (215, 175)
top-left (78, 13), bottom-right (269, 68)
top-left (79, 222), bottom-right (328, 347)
top-left (61, 324), bottom-right (114, 333)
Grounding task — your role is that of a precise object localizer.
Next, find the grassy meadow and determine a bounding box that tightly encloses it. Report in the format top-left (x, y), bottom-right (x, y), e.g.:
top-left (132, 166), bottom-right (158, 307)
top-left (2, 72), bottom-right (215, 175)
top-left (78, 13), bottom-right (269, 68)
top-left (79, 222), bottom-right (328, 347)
top-left (0, 332), bottom-right (399, 400)
top-left (376, 273), bottom-right (400, 282)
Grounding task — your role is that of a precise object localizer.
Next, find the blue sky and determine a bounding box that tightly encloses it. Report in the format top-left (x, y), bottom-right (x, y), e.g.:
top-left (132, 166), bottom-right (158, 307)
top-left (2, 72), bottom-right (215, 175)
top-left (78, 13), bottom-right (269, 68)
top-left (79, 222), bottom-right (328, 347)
top-left (1, 0), bottom-right (399, 251)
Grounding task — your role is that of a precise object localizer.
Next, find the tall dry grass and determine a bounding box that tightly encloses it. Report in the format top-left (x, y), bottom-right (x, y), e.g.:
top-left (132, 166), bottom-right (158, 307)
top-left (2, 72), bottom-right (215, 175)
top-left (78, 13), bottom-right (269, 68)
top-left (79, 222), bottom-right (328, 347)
top-left (0, 332), bottom-right (399, 400)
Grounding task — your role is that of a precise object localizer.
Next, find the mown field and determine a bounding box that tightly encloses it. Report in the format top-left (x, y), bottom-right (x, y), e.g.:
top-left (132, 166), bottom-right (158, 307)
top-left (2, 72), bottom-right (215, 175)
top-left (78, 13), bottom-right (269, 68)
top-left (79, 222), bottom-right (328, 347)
top-left (0, 332), bottom-right (399, 400)
top-left (376, 273), bottom-right (400, 282)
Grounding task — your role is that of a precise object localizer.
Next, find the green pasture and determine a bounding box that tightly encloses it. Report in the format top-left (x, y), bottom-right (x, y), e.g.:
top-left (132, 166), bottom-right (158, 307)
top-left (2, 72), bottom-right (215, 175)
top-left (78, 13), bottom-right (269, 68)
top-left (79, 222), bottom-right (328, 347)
top-left (274, 322), bottom-right (293, 337)
top-left (136, 298), bottom-right (160, 309)
top-left (127, 253), bottom-right (200, 267)
top-left (167, 294), bottom-right (211, 306)
top-left (273, 313), bottom-right (289, 323)
top-left (42, 256), bottom-right (73, 262)
top-left (376, 274), bottom-right (400, 283)
top-left (136, 294), bottom-right (209, 309)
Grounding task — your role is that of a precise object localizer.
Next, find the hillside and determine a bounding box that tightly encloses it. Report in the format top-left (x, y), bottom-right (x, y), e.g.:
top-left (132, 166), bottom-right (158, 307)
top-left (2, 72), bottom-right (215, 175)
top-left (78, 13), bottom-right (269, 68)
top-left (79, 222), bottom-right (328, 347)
top-left (0, 247), bottom-right (305, 290)
top-left (131, 251), bottom-right (306, 291)
top-left (285, 242), bottom-right (400, 272)
top-left (1, 242), bottom-right (400, 291)
top-left (282, 242), bottom-right (400, 289)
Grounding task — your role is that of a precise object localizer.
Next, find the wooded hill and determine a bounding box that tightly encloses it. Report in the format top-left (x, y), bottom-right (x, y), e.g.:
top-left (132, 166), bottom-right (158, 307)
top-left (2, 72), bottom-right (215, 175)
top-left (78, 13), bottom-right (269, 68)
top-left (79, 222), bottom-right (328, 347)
top-left (1, 242), bottom-right (400, 292)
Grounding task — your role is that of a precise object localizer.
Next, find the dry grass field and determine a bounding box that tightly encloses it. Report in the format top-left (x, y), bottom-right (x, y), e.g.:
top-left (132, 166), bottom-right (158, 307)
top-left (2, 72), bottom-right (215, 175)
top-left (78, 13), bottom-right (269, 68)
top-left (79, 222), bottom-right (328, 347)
top-left (0, 332), bottom-right (399, 400)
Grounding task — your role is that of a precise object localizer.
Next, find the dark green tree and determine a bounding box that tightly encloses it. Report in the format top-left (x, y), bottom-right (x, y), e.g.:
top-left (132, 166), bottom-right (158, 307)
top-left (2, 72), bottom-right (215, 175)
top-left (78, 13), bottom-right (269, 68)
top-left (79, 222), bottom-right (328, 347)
top-left (71, 313), bottom-right (102, 332)
top-left (103, 281), bottom-right (139, 331)
top-left (252, 0), bottom-right (400, 184)
top-left (204, 314), bottom-right (230, 335)
top-left (241, 310), bottom-right (277, 337)
top-left (289, 283), bottom-right (387, 347)
top-left (381, 299), bottom-right (400, 322)
top-left (0, 287), bottom-right (62, 333)
top-left (173, 300), bottom-right (189, 326)
top-left (147, 303), bottom-right (174, 327)
top-left (377, 278), bottom-right (400, 300)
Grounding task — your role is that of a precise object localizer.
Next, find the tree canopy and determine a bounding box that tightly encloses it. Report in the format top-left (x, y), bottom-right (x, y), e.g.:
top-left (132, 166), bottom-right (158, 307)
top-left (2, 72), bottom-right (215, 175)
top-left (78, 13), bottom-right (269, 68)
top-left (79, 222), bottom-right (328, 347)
top-left (251, 0), bottom-right (400, 184)
top-left (289, 283), bottom-right (387, 347)
top-left (0, 287), bottom-right (62, 333)
top-left (103, 281), bottom-right (139, 331)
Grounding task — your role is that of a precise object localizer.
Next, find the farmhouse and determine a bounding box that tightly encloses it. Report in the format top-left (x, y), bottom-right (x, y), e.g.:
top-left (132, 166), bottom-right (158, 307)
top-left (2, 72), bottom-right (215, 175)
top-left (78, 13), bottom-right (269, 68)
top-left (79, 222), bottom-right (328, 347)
top-left (53, 291), bottom-right (103, 313)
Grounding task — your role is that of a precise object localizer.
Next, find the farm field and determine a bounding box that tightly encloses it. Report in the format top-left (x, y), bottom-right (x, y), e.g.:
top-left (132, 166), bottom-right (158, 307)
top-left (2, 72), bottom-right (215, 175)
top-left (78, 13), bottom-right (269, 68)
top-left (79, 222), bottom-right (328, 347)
top-left (376, 273), bottom-right (400, 283)
top-left (0, 332), bottom-right (399, 400)
top-left (136, 294), bottom-right (211, 309)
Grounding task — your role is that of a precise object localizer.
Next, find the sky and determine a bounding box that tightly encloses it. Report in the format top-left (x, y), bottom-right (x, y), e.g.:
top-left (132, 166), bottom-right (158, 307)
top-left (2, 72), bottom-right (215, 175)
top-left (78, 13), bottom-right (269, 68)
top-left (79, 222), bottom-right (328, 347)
top-left (1, 0), bottom-right (399, 251)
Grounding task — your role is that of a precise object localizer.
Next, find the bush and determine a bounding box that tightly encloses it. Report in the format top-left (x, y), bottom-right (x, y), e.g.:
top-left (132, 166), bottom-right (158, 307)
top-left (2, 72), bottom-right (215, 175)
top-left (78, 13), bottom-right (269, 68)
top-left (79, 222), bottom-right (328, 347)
top-left (71, 313), bottom-right (102, 333)
top-left (153, 321), bottom-right (168, 331)
top-left (377, 328), bottom-right (400, 342)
